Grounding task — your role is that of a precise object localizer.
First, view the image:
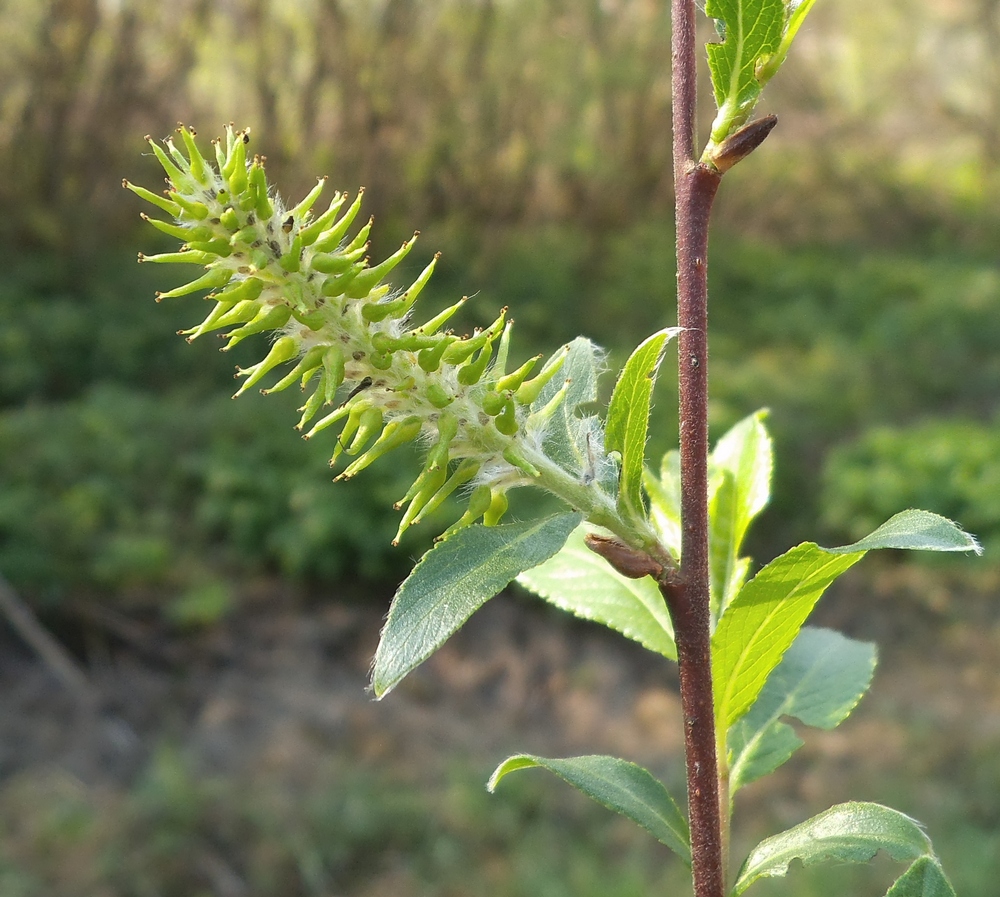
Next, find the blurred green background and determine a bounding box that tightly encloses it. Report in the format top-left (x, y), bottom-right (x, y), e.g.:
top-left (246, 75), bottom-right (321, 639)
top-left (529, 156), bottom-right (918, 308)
top-left (1, 0), bottom-right (999, 894)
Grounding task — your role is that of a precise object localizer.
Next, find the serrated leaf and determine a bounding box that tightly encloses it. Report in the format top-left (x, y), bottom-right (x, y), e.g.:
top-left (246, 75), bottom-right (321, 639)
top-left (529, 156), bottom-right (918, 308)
top-left (531, 337), bottom-right (604, 482)
top-left (756, 0), bottom-right (822, 85)
top-left (713, 543), bottom-right (864, 731)
top-left (826, 509), bottom-right (982, 555)
top-left (517, 524), bottom-right (676, 659)
top-left (371, 512), bottom-right (582, 697)
top-left (709, 410), bottom-right (772, 618)
top-left (728, 627), bottom-right (876, 794)
top-left (884, 857), bottom-right (957, 897)
top-left (644, 449), bottom-right (682, 559)
top-left (606, 329), bottom-right (679, 524)
top-left (488, 754), bottom-right (690, 864)
top-left (714, 509), bottom-right (980, 731)
top-left (705, 0), bottom-right (785, 144)
top-left (733, 802), bottom-right (933, 895)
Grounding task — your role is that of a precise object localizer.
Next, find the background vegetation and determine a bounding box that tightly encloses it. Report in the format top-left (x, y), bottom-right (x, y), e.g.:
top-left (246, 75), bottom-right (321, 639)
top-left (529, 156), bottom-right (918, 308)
top-left (1, 0), bottom-right (999, 893)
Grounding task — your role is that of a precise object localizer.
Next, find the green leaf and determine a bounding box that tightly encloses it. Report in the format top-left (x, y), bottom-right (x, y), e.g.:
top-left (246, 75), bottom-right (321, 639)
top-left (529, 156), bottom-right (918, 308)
top-left (756, 0), bottom-right (822, 85)
top-left (517, 524), bottom-right (676, 659)
top-left (709, 410), bottom-right (772, 618)
top-left (884, 857), bottom-right (957, 897)
top-left (371, 512), bottom-right (582, 697)
top-left (644, 449), bottom-right (682, 559)
top-left (606, 329), bottom-right (679, 524)
top-left (713, 543), bottom-right (864, 731)
top-left (826, 509), bottom-right (982, 555)
top-left (705, 0), bottom-right (785, 145)
top-left (531, 337), bottom-right (605, 484)
top-left (733, 802), bottom-right (934, 895)
top-left (728, 627), bottom-right (876, 795)
top-left (714, 509), bottom-right (979, 730)
top-left (488, 754), bottom-right (690, 864)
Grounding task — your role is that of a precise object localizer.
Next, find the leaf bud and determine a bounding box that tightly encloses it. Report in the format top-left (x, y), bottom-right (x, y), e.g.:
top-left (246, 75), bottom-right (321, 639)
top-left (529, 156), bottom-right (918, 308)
top-left (709, 114), bottom-right (778, 174)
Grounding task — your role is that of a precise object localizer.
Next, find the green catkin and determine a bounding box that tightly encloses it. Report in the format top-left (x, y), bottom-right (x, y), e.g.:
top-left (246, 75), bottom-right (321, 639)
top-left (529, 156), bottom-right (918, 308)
top-left (124, 180), bottom-right (182, 215)
top-left (140, 214), bottom-right (209, 242)
top-left (154, 267), bottom-right (232, 299)
top-left (321, 346), bottom-right (346, 403)
top-left (296, 374), bottom-right (330, 430)
top-left (494, 398), bottom-right (520, 436)
top-left (311, 191), bottom-right (365, 251)
top-left (411, 458), bottom-right (481, 526)
top-left (263, 344), bottom-right (326, 394)
top-left (515, 346), bottom-right (569, 405)
top-left (131, 125), bottom-right (623, 543)
top-left (170, 192), bottom-right (211, 219)
top-left (288, 177), bottom-right (328, 222)
top-left (346, 407), bottom-right (385, 456)
top-left (483, 489), bottom-right (509, 527)
top-left (234, 335), bottom-right (299, 397)
top-left (495, 355), bottom-right (542, 393)
top-left (337, 416), bottom-right (422, 480)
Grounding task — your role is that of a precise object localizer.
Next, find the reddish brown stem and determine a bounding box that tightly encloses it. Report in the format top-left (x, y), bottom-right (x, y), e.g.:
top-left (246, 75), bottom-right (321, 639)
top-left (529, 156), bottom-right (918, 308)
top-left (670, 164), bottom-right (723, 897)
top-left (670, 1), bottom-right (726, 896)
